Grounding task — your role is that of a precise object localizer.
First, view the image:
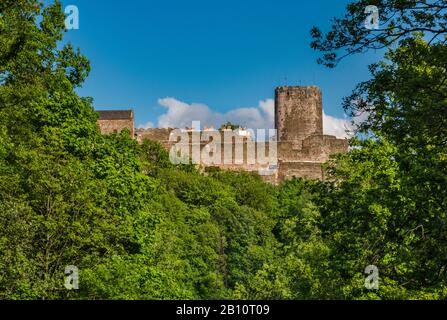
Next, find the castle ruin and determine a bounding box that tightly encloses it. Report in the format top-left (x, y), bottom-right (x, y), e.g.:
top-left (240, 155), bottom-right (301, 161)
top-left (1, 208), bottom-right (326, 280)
top-left (97, 86), bottom-right (348, 184)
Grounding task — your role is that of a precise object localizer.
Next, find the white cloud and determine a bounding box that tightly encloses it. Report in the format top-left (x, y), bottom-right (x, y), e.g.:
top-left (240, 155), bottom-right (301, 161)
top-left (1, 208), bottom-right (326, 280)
top-left (155, 97), bottom-right (275, 130)
top-left (323, 112), bottom-right (353, 139)
top-left (138, 121), bottom-right (154, 129)
top-left (157, 98), bottom-right (220, 129)
top-left (149, 97), bottom-right (355, 139)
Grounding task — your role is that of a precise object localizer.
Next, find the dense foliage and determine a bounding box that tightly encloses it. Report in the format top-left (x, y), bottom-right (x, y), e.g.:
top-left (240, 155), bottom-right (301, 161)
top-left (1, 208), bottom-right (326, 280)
top-left (0, 1), bottom-right (445, 299)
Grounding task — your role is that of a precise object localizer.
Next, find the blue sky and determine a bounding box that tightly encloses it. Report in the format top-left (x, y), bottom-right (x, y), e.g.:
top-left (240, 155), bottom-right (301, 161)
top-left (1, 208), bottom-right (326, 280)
top-left (60, 0), bottom-right (381, 134)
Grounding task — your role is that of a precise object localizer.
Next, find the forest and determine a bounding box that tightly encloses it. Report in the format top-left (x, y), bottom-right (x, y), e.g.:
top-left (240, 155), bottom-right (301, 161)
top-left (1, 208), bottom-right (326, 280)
top-left (0, 0), bottom-right (446, 299)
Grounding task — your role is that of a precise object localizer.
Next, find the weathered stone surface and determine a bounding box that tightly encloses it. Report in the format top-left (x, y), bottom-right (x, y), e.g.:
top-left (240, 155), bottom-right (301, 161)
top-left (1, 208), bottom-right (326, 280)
top-left (277, 161), bottom-right (324, 181)
top-left (97, 110), bottom-right (134, 137)
top-left (275, 86), bottom-right (323, 142)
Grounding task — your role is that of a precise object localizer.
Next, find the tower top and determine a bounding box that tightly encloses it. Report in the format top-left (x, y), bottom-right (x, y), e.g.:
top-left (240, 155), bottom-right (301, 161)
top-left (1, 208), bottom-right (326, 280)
top-left (275, 85), bottom-right (320, 90)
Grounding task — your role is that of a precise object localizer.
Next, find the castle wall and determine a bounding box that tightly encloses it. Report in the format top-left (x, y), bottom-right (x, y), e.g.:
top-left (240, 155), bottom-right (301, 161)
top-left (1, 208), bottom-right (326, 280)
top-left (96, 86), bottom-right (349, 184)
top-left (323, 135), bottom-right (349, 154)
top-left (136, 128), bottom-right (173, 145)
top-left (277, 136), bottom-right (348, 163)
top-left (98, 119), bottom-right (134, 137)
top-left (162, 138), bottom-right (276, 169)
top-left (277, 161), bottom-right (324, 181)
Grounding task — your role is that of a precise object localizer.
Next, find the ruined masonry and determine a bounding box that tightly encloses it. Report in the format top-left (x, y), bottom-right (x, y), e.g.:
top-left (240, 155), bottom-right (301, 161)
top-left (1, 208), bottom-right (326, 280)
top-left (97, 86), bottom-right (348, 184)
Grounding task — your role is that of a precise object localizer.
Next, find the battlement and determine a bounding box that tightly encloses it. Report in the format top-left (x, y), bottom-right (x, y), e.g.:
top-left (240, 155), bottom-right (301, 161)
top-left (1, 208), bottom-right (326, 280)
top-left (97, 109), bottom-right (134, 137)
top-left (275, 86), bottom-right (323, 142)
top-left (136, 128), bottom-right (173, 143)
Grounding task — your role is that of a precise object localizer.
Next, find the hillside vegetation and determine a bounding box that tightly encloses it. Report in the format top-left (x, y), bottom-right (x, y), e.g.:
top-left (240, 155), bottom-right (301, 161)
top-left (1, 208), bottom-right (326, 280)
top-left (0, 0), bottom-right (446, 299)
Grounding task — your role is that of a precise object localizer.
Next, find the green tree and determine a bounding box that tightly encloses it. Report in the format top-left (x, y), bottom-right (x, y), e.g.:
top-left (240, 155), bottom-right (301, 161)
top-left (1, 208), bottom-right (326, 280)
top-left (0, 1), bottom-right (155, 299)
top-left (310, 0), bottom-right (447, 299)
top-left (311, 0), bottom-right (447, 68)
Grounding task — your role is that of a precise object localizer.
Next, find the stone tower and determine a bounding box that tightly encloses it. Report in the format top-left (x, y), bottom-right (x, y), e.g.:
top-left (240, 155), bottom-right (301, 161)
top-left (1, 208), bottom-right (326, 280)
top-left (274, 85), bottom-right (348, 181)
top-left (275, 86), bottom-right (323, 143)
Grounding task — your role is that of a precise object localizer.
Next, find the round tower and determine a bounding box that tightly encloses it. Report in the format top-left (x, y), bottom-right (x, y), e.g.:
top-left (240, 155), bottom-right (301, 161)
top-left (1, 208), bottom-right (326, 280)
top-left (274, 86), bottom-right (323, 142)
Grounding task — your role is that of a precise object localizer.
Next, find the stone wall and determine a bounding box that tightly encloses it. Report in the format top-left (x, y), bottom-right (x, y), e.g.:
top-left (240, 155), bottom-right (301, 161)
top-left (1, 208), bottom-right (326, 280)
top-left (96, 86), bottom-right (349, 184)
top-left (277, 161), bottom-right (324, 181)
top-left (98, 119), bottom-right (134, 137)
top-left (146, 132), bottom-right (276, 170)
top-left (97, 110), bottom-right (134, 137)
top-left (136, 128), bottom-right (173, 146)
top-left (273, 86), bottom-right (348, 183)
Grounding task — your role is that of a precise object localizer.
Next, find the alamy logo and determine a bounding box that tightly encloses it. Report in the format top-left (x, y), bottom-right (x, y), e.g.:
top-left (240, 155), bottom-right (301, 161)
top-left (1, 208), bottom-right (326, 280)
top-left (169, 121), bottom-right (277, 175)
top-left (64, 5), bottom-right (79, 30)
top-left (64, 265), bottom-right (79, 290)
top-left (364, 5), bottom-right (379, 30)
top-left (364, 265), bottom-right (379, 290)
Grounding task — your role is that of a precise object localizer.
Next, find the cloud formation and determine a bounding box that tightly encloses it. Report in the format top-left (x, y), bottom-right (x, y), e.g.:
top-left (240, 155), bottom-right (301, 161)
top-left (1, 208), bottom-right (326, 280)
top-left (156, 97), bottom-right (275, 131)
top-left (142, 97), bottom-right (354, 139)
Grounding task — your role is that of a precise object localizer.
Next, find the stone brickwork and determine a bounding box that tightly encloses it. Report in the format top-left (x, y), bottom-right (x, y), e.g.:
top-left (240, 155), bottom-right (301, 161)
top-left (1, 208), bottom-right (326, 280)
top-left (97, 86), bottom-right (348, 184)
top-left (274, 86), bottom-right (348, 183)
top-left (275, 86), bottom-right (323, 142)
top-left (135, 128), bottom-right (173, 148)
top-left (97, 110), bottom-right (134, 137)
